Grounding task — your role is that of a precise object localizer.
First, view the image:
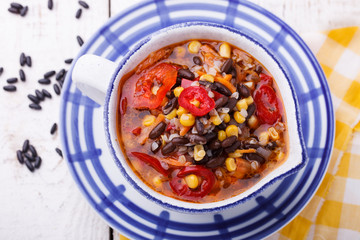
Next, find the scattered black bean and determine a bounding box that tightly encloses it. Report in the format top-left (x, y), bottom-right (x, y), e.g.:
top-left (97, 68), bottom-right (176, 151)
top-left (58, 79), bottom-right (64, 88)
top-left (3, 85), bottom-right (16, 92)
top-left (237, 84), bottom-right (250, 98)
top-left (44, 70), bottom-right (56, 78)
top-left (187, 134), bottom-right (207, 145)
top-left (150, 140), bottom-right (161, 153)
top-left (243, 153), bottom-right (265, 164)
top-left (53, 83), bottom-right (61, 95)
top-left (38, 78), bottom-right (51, 85)
top-left (26, 56), bottom-right (32, 67)
top-left (193, 56), bottom-right (202, 65)
top-left (215, 96), bottom-right (228, 108)
top-left (27, 94), bottom-right (40, 104)
top-left (0, 67), bottom-right (3, 76)
top-left (64, 58), bottom-right (73, 64)
top-left (208, 139), bottom-right (221, 150)
top-left (204, 132), bottom-right (217, 142)
top-left (24, 152), bottom-right (35, 162)
top-left (48, 0), bottom-right (53, 10)
top-left (149, 122), bottom-right (166, 139)
top-left (221, 136), bottom-right (237, 148)
top-left (195, 118), bottom-right (205, 135)
top-left (20, 6), bottom-right (28, 16)
top-left (171, 137), bottom-right (189, 146)
top-left (29, 145), bottom-right (37, 157)
top-left (22, 139), bottom-right (29, 152)
top-left (255, 65), bottom-right (263, 74)
top-left (162, 97), bottom-right (178, 115)
top-left (19, 69), bottom-right (25, 81)
top-left (8, 7), bottom-right (20, 14)
top-left (247, 104), bottom-right (256, 119)
top-left (34, 156), bottom-right (42, 169)
top-left (75, 8), bottom-right (82, 19)
top-left (224, 141), bottom-right (241, 154)
top-left (42, 89), bottom-right (52, 98)
top-left (77, 35), bottom-right (84, 46)
top-left (214, 82), bottom-right (232, 96)
top-left (178, 68), bottom-right (195, 80)
top-left (7, 77), bottom-right (18, 84)
top-left (56, 69), bottom-right (66, 81)
top-left (220, 58), bottom-right (233, 73)
top-left (55, 148), bottom-right (63, 157)
top-left (206, 156), bottom-right (226, 168)
top-left (35, 89), bottom-right (45, 100)
top-left (198, 80), bottom-right (216, 90)
top-left (161, 142), bottom-right (176, 155)
top-left (24, 159), bottom-right (35, 172)
top-left (224, 97), bottom-right (237, 110)
top-left (78, 0), bottom-right (89, 9)
top-left (10, 3), bottom-right (23, 9)
top-left (29, 103), bottom-right (41, 110)
top-left (20, 53), bottom-right (26, 66)
top-left (50, 123), bottom-right (57, 135)
top-left (16, 150), bottom-right (24, 164)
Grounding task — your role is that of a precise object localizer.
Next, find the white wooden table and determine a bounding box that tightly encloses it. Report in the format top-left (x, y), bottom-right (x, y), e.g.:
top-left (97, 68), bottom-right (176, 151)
top-left (0, 0), bottom-right (359, 239)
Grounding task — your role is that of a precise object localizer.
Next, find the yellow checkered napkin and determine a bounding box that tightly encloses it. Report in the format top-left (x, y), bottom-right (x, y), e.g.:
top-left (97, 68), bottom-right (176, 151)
top-left (268, 27), bottom-right (360, 240)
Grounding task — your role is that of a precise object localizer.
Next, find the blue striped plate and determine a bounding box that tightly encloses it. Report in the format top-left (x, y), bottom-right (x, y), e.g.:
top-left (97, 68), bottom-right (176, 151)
top-left (60, 0), bottom-right (334, 239)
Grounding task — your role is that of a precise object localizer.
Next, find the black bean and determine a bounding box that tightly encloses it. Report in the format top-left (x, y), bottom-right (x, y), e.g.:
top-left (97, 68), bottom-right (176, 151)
top-left (151, 140), bottom-right (161, 153)
top-left (187, 134), bottom-right (207, 145)
top-left (178, 68), bottom-right (195, 80)
top-left (224, 97), bottom-right (237, 110)
top-left (17, 150), bottom-right (24, 164)
top-left (20, 6), bottom-right (28, 16)
top-left (149, 122), bottom-right (166, 139)
top-left (22, 139), bottom-right (29, 152)
top-left (20, 53), bottom-right (26, 66)
top-left (29, 145), bottom-right (37, 157)
top-left (24, 159), bottom-right (35, 172)
top-left (204, 132), bottom-right (217, 142)
top-left (255, 65), bottom-right (263, 74)
top-left (237, 84), bottom-right (250, 98)
top-left (55, 148), bottom-right (63, 157)
top-left (24, 152), bottom-right (34, 162)
top-left (206, 156), bottom-right (226, 168)
top-left (246, 73), bottom-right (259, 81)
top-left (75, 8), bottom-right (82, 19)
top-left (193, 155), bottom-right (209, 165)
top-left (26, 56), bottom-right (32, 67)
top-left (0, 67), bottom-right (3, 76)
top-left (7, 78), bottom-right (18, 84)
top-left (224, 141), bottom-right (241, 154)
top-left (34, 156), bottom-right (42, 169)
top-left (44, 70), bottom-right (56, 78)
top-left (214, 82), bottom-right (232, 96)
top-left (220, 58), bottom-right (233, 73)
top-left (221, 136), bottom-right (237, 148)
top-left (38, 78), bottom-right (51, 85)
top-left (8, 7), bottom-right (20, 14)
top-left (48, 0), bottom-right (53, 10)
top-left (10, 3), bottom-right (23, 9)
top-left (3, 85), bottom-right (16, 92)
top-left (161, 142), bottom-right (176, 155)
top-left (208, 139), bottom-right (221, 150)
top-left (19, 69), bottom-right (25, 81)
top-left (53, 83), bottom-right (61, 95)
top-left (77, 35), bottom-right (84, 46)
top-left (50, 123), bottom-right (57, 135)
top-left (79, 0), bottom-right (89, 9)
top-left (243, 143), bottom-right (260, 149)
top-left (28, 94), bottom-right (40, 104)
top-left (166, 91), bottom-right (175, 99)
top-left (56, 69), bottom-right (66, 81)
top-left (162, 97), bottom-right (178, 115)
top-left (266, 141), bottom-right (277, 150)
top-left (42, 89), bottom-right (52, 98)
top-left (35, 89), bottom-right (45, 100)
top-left (230, 68), bottom-right (237, 78)
top-left (171, 137), bottom-right (189, 146)
top-left (215, 96), bottom-right (228, 108)
top-left (64, 58), bottom-right (73, 64)
top-left (199, 80), bottom-right (216, 90)
top-left (29, 103), bottom-right (41, 110)
top-left (195, 118), bottom-right (205, 135)
top-left (247, 104), bottom-right (256, 119)
top-left (216, 122), bottom-right (226, 130)
top-left (193, 56), bottom-right (202, 65)
top-left (58, 79), bottom-right (64, 88)
top-left (244, 153), bottom-right (265, 164)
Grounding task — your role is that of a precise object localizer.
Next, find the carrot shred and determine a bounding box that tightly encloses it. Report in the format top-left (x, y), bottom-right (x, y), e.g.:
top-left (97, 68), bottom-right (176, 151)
top-left (196, 71), bottom-right (206, 76)
top-left (237, 149), bottom-right (257, 154)
top-left (215, 75), bottom-right (237, 93)
top-left (138, 114), bottom-right (165, 145)
top-left (179, 125), bottom-right (191, 136)
top-left (161, 157), bottom-right (191, 167)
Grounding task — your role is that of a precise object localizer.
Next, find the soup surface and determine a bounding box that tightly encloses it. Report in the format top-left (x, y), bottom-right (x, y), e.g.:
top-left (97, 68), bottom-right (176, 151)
top-left (117, 40), bottom-right (288, 203)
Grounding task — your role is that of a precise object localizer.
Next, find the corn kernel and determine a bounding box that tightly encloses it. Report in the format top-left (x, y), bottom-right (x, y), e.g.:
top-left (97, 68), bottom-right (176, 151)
top-left (185, 174), bottom-right (199, 189)
top-left (268, 127), bottom-right (280, 140)
top-left (218, 130), bottom-right (226, 141)
top-left (210, 115), bottom-right (222, 125)
top-left (276, 151), bottom-right (285, 161)
top-left (180, 113), bottom-right (195, 127)
top-left (190, 99), bottom-right (201, 108)
top-left (234, 111), bottom-right (246, 124)
top-left (199, 74), bottom-right (215, 83)
top-left (188, 40), bottom-right (202, 54)
top-left (177, 106), bottom-right (188, 117)
top-left (174, 86), bottom-right (184, 97)
top-left (219, 42), bottom-right (231, 58)
top-left (248, 115), bottom-right (258, 129)
top-left (236, 99), bottom-right (248, 110)
top-left (151, 85), bottom-right (160, 95)
top-left (194, 145), bottom-right (206, 161)
top-left (142, 115), bottom-right (156, 126)
top-left (258, 131), bottom-right (269, 146)
top-left (244, 96), bottom-right (254, 105)
top-left (165, 109), bottom-right (177, 120)
top-left (220, 113), bottom-right (230, 123)
top-left (153, 175), bottom-right (163, 187)
top-left (228, 149), bottom-right (243, 158)
top-left (225, 158), bottom-right (237, 171)
top-left (226, 125), bottom-right (238, 137)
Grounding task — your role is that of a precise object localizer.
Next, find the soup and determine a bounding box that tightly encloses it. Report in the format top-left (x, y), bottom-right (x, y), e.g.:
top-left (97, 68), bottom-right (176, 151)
top-left (117, 39), bottom-right (288, 203)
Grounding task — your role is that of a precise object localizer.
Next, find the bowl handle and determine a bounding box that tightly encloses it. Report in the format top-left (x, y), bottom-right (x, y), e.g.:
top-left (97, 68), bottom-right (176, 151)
top-left (72, 54), bottom-right (117, 105)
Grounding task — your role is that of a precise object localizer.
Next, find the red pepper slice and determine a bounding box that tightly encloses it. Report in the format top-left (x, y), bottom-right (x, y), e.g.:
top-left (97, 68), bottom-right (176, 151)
top-left (178, 86), bottom-right (215, 116)
top-left (131, 152), bottom-right (169, 176)
top-left (170, 166), bottom-right (215, 200)
top-left (133, 63), bottom-right (179, 109)
top-left (254, 84), bottom-right (281, 124)
top-left (260, 73), bottom-right (273, 85)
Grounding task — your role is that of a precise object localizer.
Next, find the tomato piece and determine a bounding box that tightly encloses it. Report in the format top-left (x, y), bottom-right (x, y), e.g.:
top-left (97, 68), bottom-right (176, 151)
top-left (254, 84), bottom-right (281, 124)
top-left (131, 152), bottom-right (169, 176)
top-left (131, 127), bottom-right (141, 136)
top-left (170, 166), bottom-right (215, 200)
top-left (178, 86), bottom-right (215, 116)
top-left (259, 73), bottom-right (273, 85)
top-left (133, 63), bottom-right (179, 109)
